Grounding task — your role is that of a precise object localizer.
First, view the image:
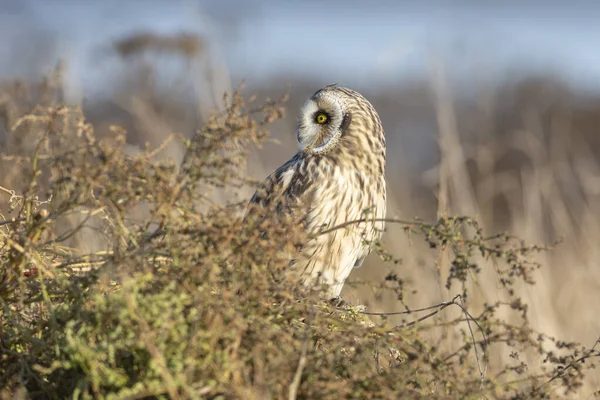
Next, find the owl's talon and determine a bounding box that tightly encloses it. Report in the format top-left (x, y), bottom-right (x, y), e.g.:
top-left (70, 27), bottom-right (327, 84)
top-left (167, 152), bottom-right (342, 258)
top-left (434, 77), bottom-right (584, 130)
top-left (330, 296), bottom-right (352, 309)
top-left (329, 297), bottom-right (367, 313)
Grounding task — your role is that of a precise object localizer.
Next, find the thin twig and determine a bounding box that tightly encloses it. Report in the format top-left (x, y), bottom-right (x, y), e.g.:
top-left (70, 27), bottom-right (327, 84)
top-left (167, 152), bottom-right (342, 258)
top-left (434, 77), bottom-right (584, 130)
top-left (316, 217), bottom-right (423, 236)
top-left (0, 217), bottom-right (26, 226)
top-left (374, 348), bottom-right (381, 374)
top-left (455, 295), bottom-right (488, 383)
top-left (546, 335), bottom-right (600, 385)
top-left (369, 294), bottom-right (489, 383)
top-left (288, 301), bottom-right (315, 400)
top-left (361, 299), bottom-right (455, 316)
top-left (395, 295), bottom-right (461, 328)
top-left (0, 185), bottom-right (17, 196)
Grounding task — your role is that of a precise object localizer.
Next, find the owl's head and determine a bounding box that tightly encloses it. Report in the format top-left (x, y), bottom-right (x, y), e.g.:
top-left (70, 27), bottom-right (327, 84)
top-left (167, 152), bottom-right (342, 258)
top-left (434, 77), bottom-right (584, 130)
top-left (295, 85), bottom-right (382, 155)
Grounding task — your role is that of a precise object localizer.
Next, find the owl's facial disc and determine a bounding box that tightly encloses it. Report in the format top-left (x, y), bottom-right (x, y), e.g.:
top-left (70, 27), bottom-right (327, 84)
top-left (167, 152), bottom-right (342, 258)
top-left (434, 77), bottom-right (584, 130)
top-left (296, 91), bottom-right (345, 154)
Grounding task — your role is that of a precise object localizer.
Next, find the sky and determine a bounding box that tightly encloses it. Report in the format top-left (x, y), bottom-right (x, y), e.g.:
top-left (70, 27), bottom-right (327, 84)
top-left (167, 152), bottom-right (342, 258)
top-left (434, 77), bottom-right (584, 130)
top-left (1, 0), bottom-right (600, 97)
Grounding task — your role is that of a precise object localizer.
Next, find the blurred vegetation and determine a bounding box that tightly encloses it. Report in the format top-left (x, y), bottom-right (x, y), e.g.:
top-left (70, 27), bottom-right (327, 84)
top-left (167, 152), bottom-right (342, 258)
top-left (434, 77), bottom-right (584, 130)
top-left (1, 32), bottom-right (599, 399)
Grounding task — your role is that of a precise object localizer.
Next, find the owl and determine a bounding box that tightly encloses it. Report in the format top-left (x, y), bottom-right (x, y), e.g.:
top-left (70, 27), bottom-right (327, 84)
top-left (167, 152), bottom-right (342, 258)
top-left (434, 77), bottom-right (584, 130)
top-left (246, 85), bottom-right (386, 300)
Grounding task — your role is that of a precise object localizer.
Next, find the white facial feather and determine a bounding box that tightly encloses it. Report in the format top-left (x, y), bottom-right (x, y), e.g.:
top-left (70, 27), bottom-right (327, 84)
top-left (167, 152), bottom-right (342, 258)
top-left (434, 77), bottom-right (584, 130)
top-left (296, 91), bottom-right (345, 154)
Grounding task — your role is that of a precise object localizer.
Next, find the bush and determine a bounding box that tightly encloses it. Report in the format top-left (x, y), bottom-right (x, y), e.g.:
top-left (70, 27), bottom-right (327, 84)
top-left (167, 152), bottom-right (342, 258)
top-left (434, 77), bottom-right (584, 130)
top-left (0, 81), bottom-right (598, 399)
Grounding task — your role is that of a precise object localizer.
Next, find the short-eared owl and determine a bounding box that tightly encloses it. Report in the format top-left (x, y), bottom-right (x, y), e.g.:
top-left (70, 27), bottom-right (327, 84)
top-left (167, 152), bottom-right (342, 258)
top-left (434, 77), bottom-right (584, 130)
top-left (246, 85), bottom-right (386, 299)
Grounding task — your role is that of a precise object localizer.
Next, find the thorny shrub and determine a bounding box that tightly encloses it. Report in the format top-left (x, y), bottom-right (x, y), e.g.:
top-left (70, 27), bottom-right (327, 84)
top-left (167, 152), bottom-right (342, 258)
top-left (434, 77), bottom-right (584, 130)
top-left (0, 77), bottom-right (598, 400)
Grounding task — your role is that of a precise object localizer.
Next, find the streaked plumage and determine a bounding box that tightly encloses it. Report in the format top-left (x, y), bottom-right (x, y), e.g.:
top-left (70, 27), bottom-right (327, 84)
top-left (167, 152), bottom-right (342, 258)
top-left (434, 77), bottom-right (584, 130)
top-left (246, 85), bottom-right (386, 299)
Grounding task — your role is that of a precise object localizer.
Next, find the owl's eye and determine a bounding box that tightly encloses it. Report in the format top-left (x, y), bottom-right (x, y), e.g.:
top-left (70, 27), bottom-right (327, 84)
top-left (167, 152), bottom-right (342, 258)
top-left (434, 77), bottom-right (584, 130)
top-left (315, 112), bottom-right (328, 124)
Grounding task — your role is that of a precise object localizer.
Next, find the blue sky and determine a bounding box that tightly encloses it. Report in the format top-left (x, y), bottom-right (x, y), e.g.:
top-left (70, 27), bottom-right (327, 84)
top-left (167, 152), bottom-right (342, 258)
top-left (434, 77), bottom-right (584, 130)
top-left (1, 0), bottom-right (600, 96)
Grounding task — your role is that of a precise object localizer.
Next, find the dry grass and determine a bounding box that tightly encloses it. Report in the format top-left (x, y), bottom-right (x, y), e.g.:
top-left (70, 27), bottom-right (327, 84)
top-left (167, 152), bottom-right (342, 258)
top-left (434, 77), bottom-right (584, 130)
top-left (0, 32), bottom-right (599, 399)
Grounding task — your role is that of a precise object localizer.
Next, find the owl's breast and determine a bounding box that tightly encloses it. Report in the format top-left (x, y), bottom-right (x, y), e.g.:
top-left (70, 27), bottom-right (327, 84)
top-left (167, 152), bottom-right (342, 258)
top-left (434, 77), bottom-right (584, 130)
top-left (305, 160), bottom-right (386, 242)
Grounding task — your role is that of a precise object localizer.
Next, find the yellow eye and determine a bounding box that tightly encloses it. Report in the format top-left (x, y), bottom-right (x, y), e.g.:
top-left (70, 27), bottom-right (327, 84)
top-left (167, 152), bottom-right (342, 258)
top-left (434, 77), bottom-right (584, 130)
top-left (315, 113), bottom-right (328, 124)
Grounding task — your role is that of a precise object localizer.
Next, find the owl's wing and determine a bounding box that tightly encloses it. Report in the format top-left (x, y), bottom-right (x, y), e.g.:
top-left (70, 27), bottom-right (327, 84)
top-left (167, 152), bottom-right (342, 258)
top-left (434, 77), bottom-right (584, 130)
top-left (245, 153), bottom-right (308, 218)
top-left (353, 254), bottom-right (367, 269)
top-left (353, 198), bottom-right (386, 269)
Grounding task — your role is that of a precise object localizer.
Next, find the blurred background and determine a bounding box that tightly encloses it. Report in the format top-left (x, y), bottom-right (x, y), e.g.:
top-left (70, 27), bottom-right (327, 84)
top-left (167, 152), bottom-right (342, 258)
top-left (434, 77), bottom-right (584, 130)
top-left (1, 0), bottom-right (599, 394)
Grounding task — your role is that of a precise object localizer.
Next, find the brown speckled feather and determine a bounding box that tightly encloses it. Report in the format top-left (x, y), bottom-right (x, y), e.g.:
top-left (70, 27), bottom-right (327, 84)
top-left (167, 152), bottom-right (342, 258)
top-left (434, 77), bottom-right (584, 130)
top-left (246, 85), bottom-right (386, 298)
